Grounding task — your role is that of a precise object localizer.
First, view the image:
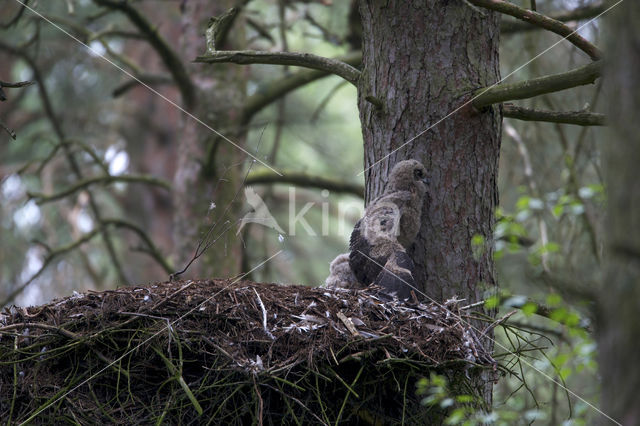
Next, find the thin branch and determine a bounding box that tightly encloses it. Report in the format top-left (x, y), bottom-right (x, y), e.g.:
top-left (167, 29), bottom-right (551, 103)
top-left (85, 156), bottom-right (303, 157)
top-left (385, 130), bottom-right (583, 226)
top-left (194, 50), bottom-right (361, 85)
top-left (28, 174), bottom-right (171, 205)
top-left (311, 80), bottom-right (349, 123)
top-left (0, 121), bottom-right (16, 139)
top-left (242, 51), bottom-right (361, 122)
top-left (503, 103), bottom-right (606, 126)
top-left (88, 28), bottom-right (147, 42)
top-left (102, 218), bottom-right (173, 273)
top-left (1, 228), bottom-right (103, 306)
top-left (501, 1), bottom-right (606, 34)
top-left (472, 61), bottom-right (602, 109)
top-left (0, 80), bottom-right (36, 139)
top-left (112, 73), bottom-right (174, 97)
top-left (246, 17), bottom-right (275, 45)
top-left (93, 0), bottom-right (195, 108)
top-left (468, 0), bottom-right (602, 60)
top-left (245, 169), bottom-right (364, 198)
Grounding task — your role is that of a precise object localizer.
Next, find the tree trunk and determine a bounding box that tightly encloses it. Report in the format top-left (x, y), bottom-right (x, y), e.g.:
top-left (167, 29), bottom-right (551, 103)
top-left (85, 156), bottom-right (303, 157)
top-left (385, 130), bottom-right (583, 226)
top-left (173, 0), bottom-right (246, 278)
top-left (357, 0), bottom-right (501, 408)
top-left (598, 2), bottom-right (640, 425)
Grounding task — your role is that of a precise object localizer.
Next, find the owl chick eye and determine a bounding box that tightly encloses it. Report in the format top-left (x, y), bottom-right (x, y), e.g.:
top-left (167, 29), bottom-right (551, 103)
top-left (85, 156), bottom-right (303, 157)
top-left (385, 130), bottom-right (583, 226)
top-left (413, 169), bottom-right (423, 180)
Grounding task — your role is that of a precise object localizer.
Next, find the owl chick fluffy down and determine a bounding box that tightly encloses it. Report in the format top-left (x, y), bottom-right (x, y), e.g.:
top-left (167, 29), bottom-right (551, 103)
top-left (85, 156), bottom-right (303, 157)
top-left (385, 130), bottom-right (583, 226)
top-left (325, 159), bottom-right (428, 300)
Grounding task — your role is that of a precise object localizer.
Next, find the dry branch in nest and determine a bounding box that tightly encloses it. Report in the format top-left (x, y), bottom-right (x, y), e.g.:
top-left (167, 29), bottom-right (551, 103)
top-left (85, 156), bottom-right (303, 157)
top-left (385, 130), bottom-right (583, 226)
top-left (0, 279), bottom-right (496, 424)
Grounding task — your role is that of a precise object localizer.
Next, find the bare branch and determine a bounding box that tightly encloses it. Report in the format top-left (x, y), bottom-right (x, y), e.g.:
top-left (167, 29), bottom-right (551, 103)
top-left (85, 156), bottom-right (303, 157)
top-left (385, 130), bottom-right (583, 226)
top-left (501, 1), bottom-right (607, 34)
top-left (102, 218), bottom-right (173, 274)
top-left (112, 73), bottom-right (174, 98)
top-left (242, 51), bottom-right (361, 122)
top-left (503, 103), bottom-right (606, 126)
top-left (0, 217), bottom-right (173, 306)
top-left (93, 0), bottom-right (195, 108)
top-left (195, 50), bottom-right (361, 85)
top-left (468, 0), bottom-right (602, 60)
top-left (28, 174), bottom-right (172, 205)
top-left (0, 80), bottom-right (36, 139)
top-left (246, 17), bottom-right (276, 45)
top-left (472, 61), bottom-right (602, 109)
top-left (246, 169), bottom-right (364, 198)
top-left (0, 121), bottom-right (16, 139)
top-left (1, 228), bottom-right (103, 306)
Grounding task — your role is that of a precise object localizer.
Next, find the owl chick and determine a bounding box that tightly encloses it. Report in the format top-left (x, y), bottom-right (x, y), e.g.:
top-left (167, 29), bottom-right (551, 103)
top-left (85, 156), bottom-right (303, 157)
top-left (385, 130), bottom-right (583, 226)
top-left (324, 253), bottom-right (363, 290)
top-left (349, 159), bottom-right (428, 299)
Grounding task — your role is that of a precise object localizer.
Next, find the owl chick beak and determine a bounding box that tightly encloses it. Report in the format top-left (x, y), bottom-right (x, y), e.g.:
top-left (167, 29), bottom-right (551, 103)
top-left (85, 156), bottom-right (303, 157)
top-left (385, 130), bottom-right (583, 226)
top-left (421, 176), bottom-right (429, 185)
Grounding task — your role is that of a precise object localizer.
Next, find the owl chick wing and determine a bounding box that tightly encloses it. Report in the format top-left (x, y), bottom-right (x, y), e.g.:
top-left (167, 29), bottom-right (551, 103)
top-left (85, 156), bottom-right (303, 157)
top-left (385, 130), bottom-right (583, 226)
top-left (349, 194), bottom-right (410, 287)
top-left (373, 247), bottom-right (416, 300)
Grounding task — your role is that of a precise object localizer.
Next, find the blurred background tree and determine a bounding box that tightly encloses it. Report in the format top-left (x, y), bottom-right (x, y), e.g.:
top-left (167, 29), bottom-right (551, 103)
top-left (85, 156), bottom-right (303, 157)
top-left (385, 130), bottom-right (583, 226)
top-left (0, 0), bottom-right (624, 424)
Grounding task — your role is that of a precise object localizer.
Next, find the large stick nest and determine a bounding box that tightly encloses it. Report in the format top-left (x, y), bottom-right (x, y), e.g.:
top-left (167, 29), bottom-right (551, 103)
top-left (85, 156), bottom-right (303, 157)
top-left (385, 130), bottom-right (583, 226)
top-left (0, 279), bottom-right (495, 424)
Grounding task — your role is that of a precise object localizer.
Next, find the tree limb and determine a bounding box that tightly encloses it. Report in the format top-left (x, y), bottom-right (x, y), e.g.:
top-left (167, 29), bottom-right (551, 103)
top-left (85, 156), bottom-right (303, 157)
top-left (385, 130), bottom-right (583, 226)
top-left (472, 61), bottom-right (602, 109)
top-left (28, 174), bottom-right (172, 204)
top-left (242, 51), bottom-right (361, 122)
top-left (93, 0), bottom-right (195, 108)
top-left (194, 50), bottom-right (361, 85)
top-left (245, 169), bottom-right (364, 198)
top-left (501, 1), bottom-right (606, 34)
top-left (503, 103), bottom-right (606, 126)
top-left (468, 0), bottom-right (602, 60)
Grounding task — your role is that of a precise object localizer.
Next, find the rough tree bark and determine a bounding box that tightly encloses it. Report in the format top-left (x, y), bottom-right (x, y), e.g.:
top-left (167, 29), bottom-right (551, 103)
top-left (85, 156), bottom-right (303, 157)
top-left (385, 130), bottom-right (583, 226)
top-left (173, 1), bottom-right (246, 278)
top-left (598, 2), bottom-right (640, 425)
top-left (357, 0), bottom-right (501, 409)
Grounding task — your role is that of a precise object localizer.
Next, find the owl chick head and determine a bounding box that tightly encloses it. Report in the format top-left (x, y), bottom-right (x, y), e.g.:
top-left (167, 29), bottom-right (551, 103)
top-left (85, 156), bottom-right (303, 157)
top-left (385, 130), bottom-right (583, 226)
top-left (385, 159), bottom-right (428, 196)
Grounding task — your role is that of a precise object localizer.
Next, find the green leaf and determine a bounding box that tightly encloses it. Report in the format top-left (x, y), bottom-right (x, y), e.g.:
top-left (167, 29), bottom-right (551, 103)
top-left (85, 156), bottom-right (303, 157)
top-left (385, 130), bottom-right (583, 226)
top-left (550, 307), bottom-right (568, 322)
top-left (546, 293), bottom-right (562, 306)
top-left (559, 367), bottom-right (572, 380)
top-left (552, 204), bottom-right (564, 217)
top-left (484, 295), bottom-right (501, 309)
top-left (516, 196), bottom-right (531, 211)
top-left (565, 312), bottom-right (581, 327)
top-left (455, 395), bottom-right (475, 403)
top-left (521, 302), bottom-right (538, 316)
